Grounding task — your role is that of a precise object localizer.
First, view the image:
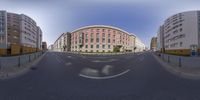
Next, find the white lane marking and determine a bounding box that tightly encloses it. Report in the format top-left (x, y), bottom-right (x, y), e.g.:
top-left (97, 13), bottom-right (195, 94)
top-left (79, 69), bottom-right (130, 79)
top-left (80, 68), bottom-right (99, 76)
top-left (68, 56), bottom-right (72, 58)
top-left (102, 65), bottom-right (113, 75)
top-left (92, 59), bottom-right (118, 62)
top-left (55, 57), bottom-right (61, 63)
top-left (65, 62), bottom-right (72, 66)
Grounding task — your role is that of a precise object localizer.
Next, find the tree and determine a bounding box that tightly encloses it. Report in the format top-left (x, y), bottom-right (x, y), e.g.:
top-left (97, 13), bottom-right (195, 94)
top-left (113, 46), bottom-right (121, 52)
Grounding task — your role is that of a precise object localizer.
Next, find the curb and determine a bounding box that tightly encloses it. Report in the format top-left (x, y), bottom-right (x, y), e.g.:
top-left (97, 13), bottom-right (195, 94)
top-left (0, 52), bottom-right (47, 79)
top-left (151, 53), bottom-right (200, 80)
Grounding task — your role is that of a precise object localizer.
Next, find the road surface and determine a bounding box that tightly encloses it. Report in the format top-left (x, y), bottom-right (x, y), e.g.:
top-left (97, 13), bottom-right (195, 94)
top-left (0, 51), bottom-right (200, 100)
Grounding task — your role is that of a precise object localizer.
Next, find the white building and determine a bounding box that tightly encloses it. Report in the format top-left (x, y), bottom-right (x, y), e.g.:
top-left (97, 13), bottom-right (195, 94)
top-left (128, 34), bottom-right (136, 52)
top-left (157, 10), bottom-right (200, 55)
top-left (53, 32), bottom-right (71, 52)
top-left (135, 36), bottom-right (145, 52)
top-left (37, 26), bottom-right (42, 50)
top-left (48, 44), bottom-right (53, 50)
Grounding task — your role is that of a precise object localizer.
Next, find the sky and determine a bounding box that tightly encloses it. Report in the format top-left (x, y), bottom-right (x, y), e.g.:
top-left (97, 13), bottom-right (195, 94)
top-left (1, 0), bottom-right (200, 48)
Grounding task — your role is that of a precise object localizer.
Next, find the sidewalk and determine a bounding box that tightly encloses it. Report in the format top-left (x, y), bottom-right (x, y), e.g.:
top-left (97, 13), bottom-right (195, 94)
top-left (0, 52), bottom-right (46, 79)
top-left (152, 52), bottom-right (200, 80)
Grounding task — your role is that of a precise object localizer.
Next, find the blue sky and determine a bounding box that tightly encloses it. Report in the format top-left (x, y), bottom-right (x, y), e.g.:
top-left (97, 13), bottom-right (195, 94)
top-left (1, 0), bottom-right (200, 47)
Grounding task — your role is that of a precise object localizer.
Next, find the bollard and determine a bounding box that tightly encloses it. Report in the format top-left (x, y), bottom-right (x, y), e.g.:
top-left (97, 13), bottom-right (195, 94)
top-left (167, 56), bottom-right (170, 63)
top-left (0, 58), bottom-right (1, 70)
top-left (162, 54), bottom-right (164, 60)
top-left (29, 55), bottom-right (31, 62)
top-left (178, 57), bottom-right (182, 67)
top-left (18, 56), bottom-right (21, 67)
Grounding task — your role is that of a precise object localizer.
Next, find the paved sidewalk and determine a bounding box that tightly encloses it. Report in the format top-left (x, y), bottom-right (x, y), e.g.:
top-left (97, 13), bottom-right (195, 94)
top-left (0, 52), bottom-right (46, 79)
top-left (152, 52), bottom-right (200, 80)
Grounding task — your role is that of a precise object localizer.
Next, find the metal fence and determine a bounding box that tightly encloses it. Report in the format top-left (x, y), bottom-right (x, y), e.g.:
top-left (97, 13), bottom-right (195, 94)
top-left (0, 52), bottom-right (44, 70)
top-left (156, 53), bottom-right (200, 68)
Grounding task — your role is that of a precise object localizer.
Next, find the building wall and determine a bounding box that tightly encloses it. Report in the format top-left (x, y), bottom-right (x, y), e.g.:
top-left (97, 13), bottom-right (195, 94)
top-left (20, 14), bottom-right (38, 48)
top-left (0, 11), bottom-right (42, 55)
top-left (0, 11), bottom-right (7, 49)
top-left (48, 44), bottom-right (53, 50)
top-left (63, 32), bottom-right (71, 51)
top-left (53, 32), bottom-right (71, 52)
top-left (42, 42), bottom-right (47, 50)
top-left (158, 11), bottom-right (200, 55)
top-left (157, 25), bottom-right (165, 52)
top-left (37, 26), bottom-right (42, 51)
top-left (150, 37), bottom-right (157, 51)
top-left (7, 13), bottom-right (21, 47)
top-left (52, 25), bottom-right (145, 53)
top-left (71, 25), bottom-right (132, 52)
top-left (164, 11), bottom-right (198, 50)
top-left (135, 37), bottom-right (145, 52)
top-left (128, 35), bottom-right (136, 52)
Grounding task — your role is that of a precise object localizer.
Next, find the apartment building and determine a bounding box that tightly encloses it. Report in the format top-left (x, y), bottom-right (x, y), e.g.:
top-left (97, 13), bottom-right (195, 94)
top-left (157, 10), bottom-right (200, 56)
top-left (0, 11), bottom-right (7, 55)
top-left (150, 37), bottom-right (157, 51)
top-left (42, 41), bottom-right (47, 51)
top-left (53, 32), bottom-right (71, 52)
top-left (0, 10), bottom-right (42, 56)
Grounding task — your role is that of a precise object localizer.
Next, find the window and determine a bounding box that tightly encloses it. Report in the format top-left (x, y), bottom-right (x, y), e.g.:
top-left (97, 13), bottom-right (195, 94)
top-left (108, 45), bottom-right (110, 49)
top-left (102, 45), bottom-right (105, 49)
top-left (103, 33), bottom-right (105, 37)
top-left (179, 28), bottom-right (183, 32)
top-left (96, 38), bottom-right (99, 43)
top-left (113, 39), bottom-right (115, 43)
top-left (91, 38), bottom-right (94, 43)
top-left (85, 45), bottom-right (88, 48)
top-left (97, 33), bottom-right (99, 38)
top-left (85, 39), bottom-right (88, 43)
top-left (102, 38), bottom-right (105, 43)
top-left (85, 34), bottom-right (88, 39)
top-left (91, 33), bottom-right (93, 38)
top-left (96, 45), bottom-right (99, 48)
top-left (108, 39), bottom-right (110, 43)
top-left (180, 42), bottom-right (183, 47)
top-left (91, 45), bottom-right (93, 48)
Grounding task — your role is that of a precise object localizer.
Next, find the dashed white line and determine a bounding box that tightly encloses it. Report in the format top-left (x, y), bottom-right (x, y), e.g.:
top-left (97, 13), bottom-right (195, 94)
top-left (55, 57), bottom-right (61, 63)
top-left (92, 59), bottom-right (118, 62)
top-left (79, 69), bottom-right (130, 79)
top-left (65, 62), bottom-right (72, 66)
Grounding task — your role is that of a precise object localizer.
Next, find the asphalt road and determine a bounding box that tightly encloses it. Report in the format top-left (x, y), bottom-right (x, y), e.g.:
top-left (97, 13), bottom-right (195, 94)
top-left (1, 51), bottom-right (200, 100)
